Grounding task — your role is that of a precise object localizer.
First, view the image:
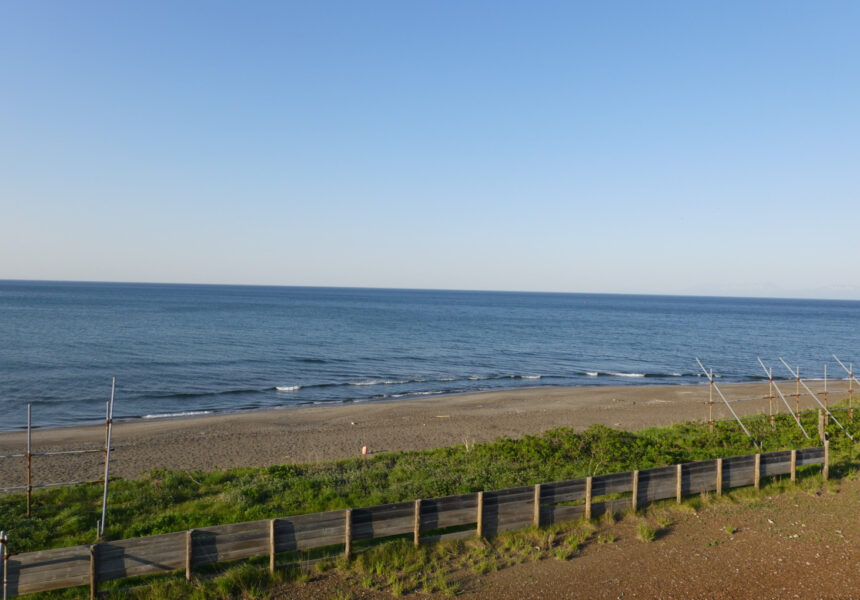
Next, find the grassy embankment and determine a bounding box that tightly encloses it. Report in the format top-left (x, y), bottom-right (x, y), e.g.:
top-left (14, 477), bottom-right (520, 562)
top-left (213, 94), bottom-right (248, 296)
top-left (1, 405), bottom-right (858, 598)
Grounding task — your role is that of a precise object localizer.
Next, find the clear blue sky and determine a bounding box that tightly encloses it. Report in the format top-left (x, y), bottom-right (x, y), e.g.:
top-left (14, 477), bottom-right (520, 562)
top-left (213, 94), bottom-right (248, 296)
top-left (2, 1), bottom-right (859, 298)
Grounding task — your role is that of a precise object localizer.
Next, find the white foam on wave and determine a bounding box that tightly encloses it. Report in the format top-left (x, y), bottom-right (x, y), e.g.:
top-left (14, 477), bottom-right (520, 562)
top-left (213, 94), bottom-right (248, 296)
top-left (275, 385), bottom-right (301, 392)
top-left (586, 371), bottom-right (599, 377)
top-left (388, 391), bottom-right (443, 399)
top-left (143, 410), bottom-right (213, 420)
top-left (521, 375), bottom-right (541, 379)
top-left (608, 372), bottom-right (645, 378)
top-left (349, 378), bottom-right (425, 386)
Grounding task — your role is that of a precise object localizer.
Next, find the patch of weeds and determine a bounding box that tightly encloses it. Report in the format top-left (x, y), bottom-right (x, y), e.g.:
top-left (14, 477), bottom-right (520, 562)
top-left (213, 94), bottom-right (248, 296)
top-left (578, 519), bottom-right (598, 534)
top-left (723, 525), bottom-right (737, 534)
top-left (674, 501), bottom-right (698, 514)
top-left (315, 559), bottom-right (334, 573)
top-left (636, 522), bottom-right (656, 543)
top-left (389, 577), bottom-right (405, 596)
top-left (563, 532), bottom-right (583, 552)
top-left (601, 510), bottom-right (618, 525)
top-left (597, 533), bottom-right (616, 544)
top-left (472, 558), bottom-right (496, 574)
top-left (330, 589), bottom-right (354, 600)
top-left (552, 547), bottom-right (575, 560)
top-left (655, 513), bottom-right (672, 528)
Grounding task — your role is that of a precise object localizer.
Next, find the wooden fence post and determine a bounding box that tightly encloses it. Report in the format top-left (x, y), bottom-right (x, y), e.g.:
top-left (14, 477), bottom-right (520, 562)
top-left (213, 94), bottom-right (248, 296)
top-left (344, 509), bottom-right (352, 560)
top-left (533, 484), bottom-right (541, 527)
top-left (269, 519), bottom-right (276, 574)
top-left (89, 544), bottom-right (98, 600)
top-left (413, 499), bottom-right (422, 547)
top-left (754, 454), bottom-right (761, 490)
top-left (818, 409), bottom-right (825, 442)
top-left (476, 492), bottom-right (484, 538)
top-left (716, 458), bottom-right (723, 496)
top-left (631, 470), bottom-right (639, 512)
top-left (823, 439), bottom-right (830, 481)
top-left (584, 476), bottom-right (593, 520)
top-left (676, 464), bottom-right (682, 504)
top-left (790, 449), bottom-right (797, 483)
top-left (185, 530), bottom-right (194, 581)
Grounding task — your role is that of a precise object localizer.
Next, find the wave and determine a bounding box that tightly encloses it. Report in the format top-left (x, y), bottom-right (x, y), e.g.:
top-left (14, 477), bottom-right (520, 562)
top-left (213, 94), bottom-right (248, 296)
top-left (293, 357), bottom-right (329, 364)
top-left (386, 390), bottom-right (446, 399)
top-left (143, 410), bottom-right (213, 419)
top-left (147, 387), bottom-right (262, 400)
top-left (275, 385), bottom-right (301, 392)
top-left (348, 379), bottom-right (421, 386)
top-left (583, 371), bottom-right (704, 379)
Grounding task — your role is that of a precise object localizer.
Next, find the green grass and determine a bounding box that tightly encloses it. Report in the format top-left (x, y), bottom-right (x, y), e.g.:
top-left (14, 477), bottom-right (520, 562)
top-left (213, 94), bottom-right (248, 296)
top-left (1, 407), bottom-right (857, 556)
top-left (636, 522), bottom-right (656, 543)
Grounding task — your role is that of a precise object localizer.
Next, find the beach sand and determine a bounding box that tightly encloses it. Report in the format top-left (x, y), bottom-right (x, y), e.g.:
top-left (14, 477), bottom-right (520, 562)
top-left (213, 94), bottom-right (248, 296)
top-left (0, 381), bottom-right (850, 488)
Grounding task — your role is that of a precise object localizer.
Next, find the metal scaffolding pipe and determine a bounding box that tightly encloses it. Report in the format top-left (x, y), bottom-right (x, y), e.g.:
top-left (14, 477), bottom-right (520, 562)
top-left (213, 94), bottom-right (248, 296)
top-left (757, 357), bottom-right (811, 438)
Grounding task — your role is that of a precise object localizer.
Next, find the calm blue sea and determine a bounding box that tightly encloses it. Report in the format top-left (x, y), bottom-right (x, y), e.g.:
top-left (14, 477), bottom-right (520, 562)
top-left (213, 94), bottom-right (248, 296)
top-left (2, 281), bottom-right (860, 432)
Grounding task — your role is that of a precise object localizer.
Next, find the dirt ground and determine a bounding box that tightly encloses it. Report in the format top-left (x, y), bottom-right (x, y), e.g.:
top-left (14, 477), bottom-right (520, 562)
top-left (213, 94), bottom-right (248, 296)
top-left (271, 475), bottom-right (860, 600)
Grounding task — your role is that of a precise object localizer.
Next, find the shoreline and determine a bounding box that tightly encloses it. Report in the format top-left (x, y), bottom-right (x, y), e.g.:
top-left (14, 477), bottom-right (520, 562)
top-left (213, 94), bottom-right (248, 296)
top-left (0, 381), bottom-right (851, 488)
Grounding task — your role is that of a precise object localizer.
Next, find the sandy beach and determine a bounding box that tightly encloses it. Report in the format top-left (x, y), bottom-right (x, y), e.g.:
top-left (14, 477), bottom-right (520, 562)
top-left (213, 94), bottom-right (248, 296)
top-left (0, 381), bottom-right (851, 488)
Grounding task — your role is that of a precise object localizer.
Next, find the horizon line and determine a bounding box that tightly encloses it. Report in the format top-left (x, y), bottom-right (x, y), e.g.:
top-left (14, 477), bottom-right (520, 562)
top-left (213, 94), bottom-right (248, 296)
top-left (2, 277), bottom-right (859, 304)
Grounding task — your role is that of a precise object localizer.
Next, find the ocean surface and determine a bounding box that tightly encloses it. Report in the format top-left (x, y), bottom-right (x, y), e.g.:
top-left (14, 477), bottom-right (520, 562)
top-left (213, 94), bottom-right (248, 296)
top-left (2, 281), bottom-right (860, 432)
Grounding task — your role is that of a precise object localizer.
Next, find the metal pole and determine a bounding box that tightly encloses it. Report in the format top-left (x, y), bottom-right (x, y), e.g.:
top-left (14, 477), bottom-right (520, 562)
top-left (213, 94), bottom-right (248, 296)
top-left (823, 364), bottom-right (828, 408)
top-left (26, 404), bottom-right (32, 518)
top-left (757, 358), bottom-right (810, 438)
top-left (832, 355), bottom-right (856, 422)
top-left (795, 366), bottom-right (800, 415)
top-left (708, 369), bottom-right (713, 433)
top-left (695, 358), bottom-right (756, 444)
top-left (779, 358), bottom-right (853, 440)
top-left (99, 378), bottom-right (115, 538)
top-left (1, 530), bottom-right (7, 600)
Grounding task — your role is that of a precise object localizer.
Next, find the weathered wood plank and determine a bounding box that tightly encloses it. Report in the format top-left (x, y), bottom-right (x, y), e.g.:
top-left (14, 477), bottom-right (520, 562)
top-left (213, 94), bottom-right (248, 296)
top-left (274, 523), bottom-right (346, 553)
top-left (591, 472), bottom-right (633, 496)
top-left (420, 506), bottom-right (478, 531)
top-left (352, 502), bottom-right (415, 524)
top-left (541, 503), bottom-right (585, 524)
top-left (6, 545), bottom-right (91, 595)
top-left (723, 455), bottom-right (756, 487)
top-left (352, 515), bottom-right (415, 540)
top-left (420, 529), bottom-right (477, 544)
top-left (420, 492), bottom-right (477, 512)
top-left (483, 490), bottom-right (534, 506)
top-left (495, 518), bottom-right (534, 533)
top-left (796, 447), bottom-right (824, 465)
top-left (684, 459), bottom-right (719, 474)
top-left (541, 479), bottom-right (587, 504)
top-left (193, 538), bottom-right (271, 565)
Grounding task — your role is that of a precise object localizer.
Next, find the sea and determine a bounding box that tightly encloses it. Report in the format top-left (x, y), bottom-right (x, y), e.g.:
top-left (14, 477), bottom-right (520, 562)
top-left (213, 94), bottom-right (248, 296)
top-left (2, 280), bottom-right (860, 432)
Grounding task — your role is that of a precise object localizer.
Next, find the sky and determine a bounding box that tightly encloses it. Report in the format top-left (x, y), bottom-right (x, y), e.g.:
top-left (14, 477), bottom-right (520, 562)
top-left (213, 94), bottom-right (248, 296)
top-left (2, 1), bottom-right (859, 299)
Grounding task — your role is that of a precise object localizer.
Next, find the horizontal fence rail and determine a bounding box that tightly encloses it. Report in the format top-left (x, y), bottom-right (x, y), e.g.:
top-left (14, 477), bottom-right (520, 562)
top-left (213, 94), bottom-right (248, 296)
top-left (1, 445), bottom-right (828, 598)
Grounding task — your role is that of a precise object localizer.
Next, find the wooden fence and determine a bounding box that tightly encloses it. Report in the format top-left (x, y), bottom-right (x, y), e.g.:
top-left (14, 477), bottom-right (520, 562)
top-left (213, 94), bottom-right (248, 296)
top-left (1, 445), bottom-right (827, 598)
